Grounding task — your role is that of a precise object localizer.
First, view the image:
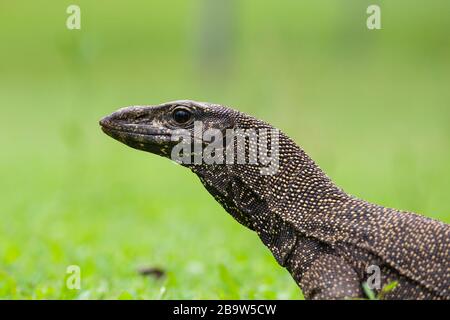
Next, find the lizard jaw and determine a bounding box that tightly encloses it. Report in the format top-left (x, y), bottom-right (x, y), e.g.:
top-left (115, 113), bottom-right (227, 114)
top-left (99, 110), bottom-right (172, 153)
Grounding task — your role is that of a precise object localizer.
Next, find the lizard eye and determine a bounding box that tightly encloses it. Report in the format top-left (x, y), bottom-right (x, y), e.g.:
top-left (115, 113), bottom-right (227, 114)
top-left (172, 107), bottom-right (192, 124)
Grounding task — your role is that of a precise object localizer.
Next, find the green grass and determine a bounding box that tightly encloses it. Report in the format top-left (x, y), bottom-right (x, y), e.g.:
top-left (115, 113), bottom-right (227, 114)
top-left (0, 0), bottom-right (449, 299)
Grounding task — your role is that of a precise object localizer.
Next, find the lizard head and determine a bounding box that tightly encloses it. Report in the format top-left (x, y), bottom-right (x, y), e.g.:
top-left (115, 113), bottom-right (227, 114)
top-left (100, 100), bottom-right (283, 231)
top-left (99, 100), bottom-right (237, 158)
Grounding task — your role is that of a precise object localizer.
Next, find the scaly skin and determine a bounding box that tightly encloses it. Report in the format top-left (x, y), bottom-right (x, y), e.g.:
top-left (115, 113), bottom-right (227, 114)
top-left (100, 100), bottom-right (450, 300)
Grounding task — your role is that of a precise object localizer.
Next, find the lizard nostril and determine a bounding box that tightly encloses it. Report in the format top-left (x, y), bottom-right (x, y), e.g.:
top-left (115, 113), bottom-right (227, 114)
top-left (99, 116), bottom-right (111, 127)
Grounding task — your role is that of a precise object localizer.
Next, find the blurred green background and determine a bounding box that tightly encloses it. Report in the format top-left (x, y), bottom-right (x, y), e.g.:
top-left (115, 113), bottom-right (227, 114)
top-left (0, 0), bottom-right (449, 299)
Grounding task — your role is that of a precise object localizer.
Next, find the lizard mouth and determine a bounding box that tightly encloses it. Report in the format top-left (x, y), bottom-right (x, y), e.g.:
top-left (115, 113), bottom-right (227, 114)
top-left (99, 116), bottom-right (172, 149)
top-left (99, 120), bottom-right (170, 136)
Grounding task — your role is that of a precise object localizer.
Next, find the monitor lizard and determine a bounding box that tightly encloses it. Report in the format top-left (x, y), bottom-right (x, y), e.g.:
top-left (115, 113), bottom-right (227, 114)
top-left (100, 100), bottom-right (449, 299)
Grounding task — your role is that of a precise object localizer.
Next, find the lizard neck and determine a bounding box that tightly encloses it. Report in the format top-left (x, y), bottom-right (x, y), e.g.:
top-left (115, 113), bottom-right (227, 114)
top-left (188, 131), bottom-right (350, 265)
